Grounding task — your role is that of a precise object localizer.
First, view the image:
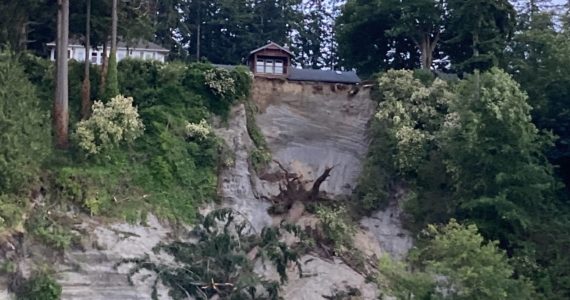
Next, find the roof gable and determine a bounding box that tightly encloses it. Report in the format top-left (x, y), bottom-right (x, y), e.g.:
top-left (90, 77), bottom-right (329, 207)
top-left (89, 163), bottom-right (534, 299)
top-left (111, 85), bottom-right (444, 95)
top-left (249, 41), bottom-right (293, 57)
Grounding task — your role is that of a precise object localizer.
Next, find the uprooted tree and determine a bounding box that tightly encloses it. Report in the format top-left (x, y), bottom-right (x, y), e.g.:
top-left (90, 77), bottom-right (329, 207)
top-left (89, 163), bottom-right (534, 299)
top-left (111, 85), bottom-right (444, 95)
top-left (267, 160), bottom-right (334, 216)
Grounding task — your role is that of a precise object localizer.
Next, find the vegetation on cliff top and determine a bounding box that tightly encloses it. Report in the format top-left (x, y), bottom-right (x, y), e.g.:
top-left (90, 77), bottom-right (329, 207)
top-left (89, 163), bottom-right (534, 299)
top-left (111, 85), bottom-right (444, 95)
top-left (0, 55), bottom-right (252, 236)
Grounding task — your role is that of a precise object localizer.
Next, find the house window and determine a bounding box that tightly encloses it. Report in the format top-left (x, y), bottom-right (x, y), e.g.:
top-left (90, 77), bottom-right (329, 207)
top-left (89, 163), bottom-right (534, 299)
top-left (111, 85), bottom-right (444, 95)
top-left (256, 58), bottom-right (284, 75)
top-left (91, 52), bottom-right (98, 64)
top-left (67, 50), bottom-right (71, 59)
top-left (139, 51), bottom-right (144, 58)
top-left (145, 52), bottom-right (153, 60)
top-left (75, 49), bottom-right (85, 61)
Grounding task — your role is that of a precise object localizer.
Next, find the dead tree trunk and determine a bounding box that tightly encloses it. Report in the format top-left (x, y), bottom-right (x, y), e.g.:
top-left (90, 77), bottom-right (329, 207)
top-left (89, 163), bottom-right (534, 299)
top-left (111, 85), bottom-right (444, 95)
top-left (54, 0), bottom-right (69, 149)
top-left (310, 166), bottom-right (334, 201)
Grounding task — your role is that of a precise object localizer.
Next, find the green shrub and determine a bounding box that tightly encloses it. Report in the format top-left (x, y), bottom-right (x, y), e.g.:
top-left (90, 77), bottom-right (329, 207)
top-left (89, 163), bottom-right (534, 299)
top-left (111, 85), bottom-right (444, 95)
top-left (245, 100), bottom-right (271, 171)
top-left (0, 194), bottom-right (24, 230)
top-left (26, 210), bottom-right (75, 250)
top-left (250, 148), bottom-right (271, 172)
top-left (16, 273), bottom-right (62, 300)
top-left (316, 205), bottom-right (356, 252)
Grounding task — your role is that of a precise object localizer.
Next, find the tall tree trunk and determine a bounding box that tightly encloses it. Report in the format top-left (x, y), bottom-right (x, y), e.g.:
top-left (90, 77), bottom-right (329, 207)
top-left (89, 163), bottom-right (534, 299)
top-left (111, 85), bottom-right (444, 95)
top-left (420, 39), bottom-right (429, 70)
top-left (54, 0), bottom-right (69, 149)
top-left (19, 19), bottom-right (28, 52)
top-left (99, 40), bottom-right (108, 96)
top-left (111, 0), bottom-right (118, 54)
top-left (419, 33), bottom-right (439, 70)
top-left (81, 0), bottom-right (92, 119)
top-left (196, 0), bottom-right (201, 61)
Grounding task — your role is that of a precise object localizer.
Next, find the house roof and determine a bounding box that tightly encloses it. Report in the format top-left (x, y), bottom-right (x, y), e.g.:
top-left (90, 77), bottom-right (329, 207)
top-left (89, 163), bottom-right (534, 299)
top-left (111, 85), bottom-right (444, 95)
top-left (47, 38), bottom-right (169, 52)
top-left (212, 64), bottom-right (238, 70)
top-left (249, 41), bottom-right (294, 57)
top-left (287, 67), bottom-right (361, 84)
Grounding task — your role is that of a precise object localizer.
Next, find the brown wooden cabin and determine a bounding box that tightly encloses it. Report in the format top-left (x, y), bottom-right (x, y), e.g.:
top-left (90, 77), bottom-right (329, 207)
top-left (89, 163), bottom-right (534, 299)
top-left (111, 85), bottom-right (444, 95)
top-left (248, 42), bottom-right (293, 78)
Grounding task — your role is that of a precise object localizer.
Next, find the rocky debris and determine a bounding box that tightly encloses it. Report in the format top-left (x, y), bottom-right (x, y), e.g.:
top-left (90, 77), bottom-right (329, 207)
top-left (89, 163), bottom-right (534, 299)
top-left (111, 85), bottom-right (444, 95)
top-left (55, 214), bottom-right (174, 300)
top-left (283, 255), bottom-right (379, 300)
top-left (360, 201), bottom-right (413, 260)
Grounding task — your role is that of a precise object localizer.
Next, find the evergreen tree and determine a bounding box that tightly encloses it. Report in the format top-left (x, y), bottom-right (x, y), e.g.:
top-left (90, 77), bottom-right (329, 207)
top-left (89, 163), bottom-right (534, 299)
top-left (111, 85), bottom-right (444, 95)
top-left (336, 0), bottom-right (420, 75)
top-left (0, 55), bottom-right (50, 193)
top-left (444, 0), bottom-right (516, 73)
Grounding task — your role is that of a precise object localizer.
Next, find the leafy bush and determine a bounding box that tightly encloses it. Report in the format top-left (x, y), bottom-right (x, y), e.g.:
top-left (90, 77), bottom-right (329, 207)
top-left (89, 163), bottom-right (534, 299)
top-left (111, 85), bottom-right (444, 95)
top-left (185, 119), bottom-right (212, 140)
top-left (16, 273), bottom-right (62, 300)
top-left (0, 195), bottom-right (24, 230)
top-left (355, 69), bottom-right (454, 213)
top-left (204, 68), bottom-right (236, 98)
top-left (316, 205), bottom-right (356, 253)
top-left (375, 69), bottom-right (453, 174)
top-left (74, 95), bottom-right (144, 155)
top-left (379, 219), bottom-right (535, 300)
top-left (26, 210), bottom-right (75, 250)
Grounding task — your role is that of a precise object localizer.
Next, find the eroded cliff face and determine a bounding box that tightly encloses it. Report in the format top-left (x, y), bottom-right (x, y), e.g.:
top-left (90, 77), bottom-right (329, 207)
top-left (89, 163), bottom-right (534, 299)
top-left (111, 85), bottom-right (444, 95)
top-left (251, 78), bottom-right (376, 199)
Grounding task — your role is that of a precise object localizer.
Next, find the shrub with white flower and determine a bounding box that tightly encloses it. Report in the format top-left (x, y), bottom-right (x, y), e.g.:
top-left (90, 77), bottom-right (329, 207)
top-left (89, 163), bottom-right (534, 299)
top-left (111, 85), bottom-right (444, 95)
top-left (375, 70), bottom-right (454, 173)
top-left (204, 68), bottom-right (236, 98)
top-left (185, 119), bottom-right (212, 140)
top-left (75, 95), bottom-right (144, 155)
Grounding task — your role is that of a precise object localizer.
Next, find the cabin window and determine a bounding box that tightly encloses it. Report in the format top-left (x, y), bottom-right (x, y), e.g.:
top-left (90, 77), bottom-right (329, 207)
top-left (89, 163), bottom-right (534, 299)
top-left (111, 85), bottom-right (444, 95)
top-left (265, 59), bottom-right (274, 73)
top-left (275, 60), bottom-right (284, 74)
top-left (256, 59), bottom-right (264, 73)
top-left (256, 58), bottom-right (284, 75)
top-left (91, 52), bottom-right (98, 64)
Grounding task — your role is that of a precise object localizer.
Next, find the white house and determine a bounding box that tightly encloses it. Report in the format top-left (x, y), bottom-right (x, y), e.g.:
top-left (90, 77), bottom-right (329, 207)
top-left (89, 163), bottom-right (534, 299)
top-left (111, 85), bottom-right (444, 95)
top-left (47, 38), bottom-right (169, 64)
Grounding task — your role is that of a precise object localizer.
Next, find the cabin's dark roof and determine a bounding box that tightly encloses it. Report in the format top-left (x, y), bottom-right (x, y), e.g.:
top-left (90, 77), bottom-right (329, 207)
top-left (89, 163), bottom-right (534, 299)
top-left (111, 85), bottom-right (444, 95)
top-left (287, 67), bottom-right (361, 84)
top-left (249, 41), bottom-right (294, 57)
top-left (212, 64), bottom-right (238, 70)
top-left (47, 37), bottom-right (169, 52)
